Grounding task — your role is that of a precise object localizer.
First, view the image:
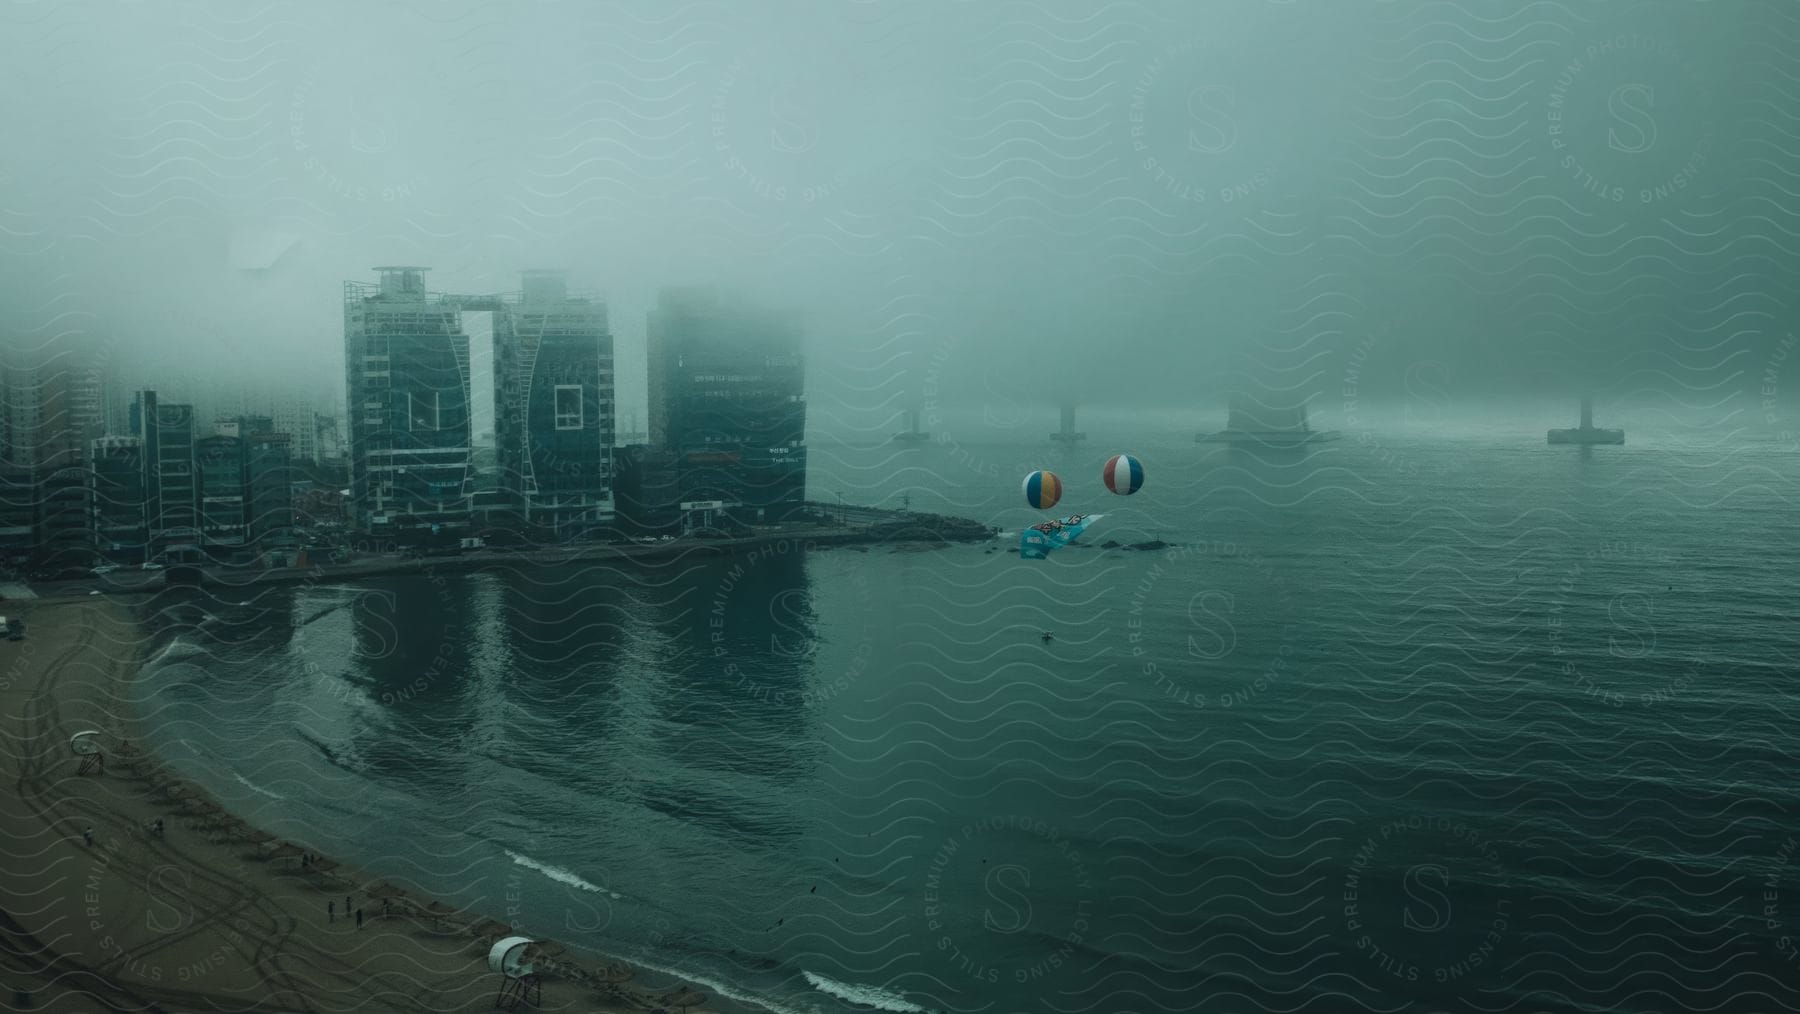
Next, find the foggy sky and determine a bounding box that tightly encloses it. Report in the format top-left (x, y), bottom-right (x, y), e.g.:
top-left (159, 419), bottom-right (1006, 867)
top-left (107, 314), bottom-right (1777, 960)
top-left (0, 0), bottom-right (1792, 433)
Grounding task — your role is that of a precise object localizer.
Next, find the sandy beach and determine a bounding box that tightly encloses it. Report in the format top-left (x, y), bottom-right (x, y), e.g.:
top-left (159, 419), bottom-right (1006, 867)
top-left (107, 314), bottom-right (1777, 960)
top-left (0, 594), bottom-right (716, 1012)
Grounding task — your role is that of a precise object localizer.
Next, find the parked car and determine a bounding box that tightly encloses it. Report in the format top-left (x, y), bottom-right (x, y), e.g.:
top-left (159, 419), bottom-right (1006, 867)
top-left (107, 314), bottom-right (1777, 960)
top-left (140, 562), bottom-right (165, 571)
top-left (90, 564), bottom-right (118, 575)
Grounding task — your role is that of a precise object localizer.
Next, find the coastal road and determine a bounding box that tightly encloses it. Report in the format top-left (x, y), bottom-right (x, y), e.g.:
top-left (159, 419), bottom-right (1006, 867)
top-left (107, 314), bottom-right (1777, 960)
top-left (1, 516), bottom-right (990, 603)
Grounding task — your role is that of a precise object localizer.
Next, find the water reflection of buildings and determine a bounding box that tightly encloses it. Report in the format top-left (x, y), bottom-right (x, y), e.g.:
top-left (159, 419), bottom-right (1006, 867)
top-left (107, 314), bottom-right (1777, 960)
top-left (342, 574), bottom-right (474, 705)
top-left (140, 583), bottom-right (298, 661)
top-left (667, 551), bottom-right (818, 765)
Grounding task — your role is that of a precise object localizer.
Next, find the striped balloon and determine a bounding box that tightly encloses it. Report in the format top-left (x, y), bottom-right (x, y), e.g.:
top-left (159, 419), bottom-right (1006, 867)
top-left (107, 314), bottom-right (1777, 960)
top-left (1022, 470), bottom-right (1062, 510)
top-left (1102, 454), bottom-right (1143, 495)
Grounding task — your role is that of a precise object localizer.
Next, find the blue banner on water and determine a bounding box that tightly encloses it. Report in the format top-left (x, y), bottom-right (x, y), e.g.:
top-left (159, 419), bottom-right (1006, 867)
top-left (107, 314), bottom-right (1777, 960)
top-left (1020, 513), bottom-right (1102, 559)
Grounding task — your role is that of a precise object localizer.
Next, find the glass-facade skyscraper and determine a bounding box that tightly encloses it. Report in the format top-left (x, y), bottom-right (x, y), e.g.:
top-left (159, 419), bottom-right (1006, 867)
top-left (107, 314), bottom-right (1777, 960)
top-left (494, 270), bottom-right (614, 537)
top-left (344, 267), bottom-right (473, 535)
top-left (345, 267), bottom-right (614, 539)
top-left (647, 287), bottom-right (806, 527)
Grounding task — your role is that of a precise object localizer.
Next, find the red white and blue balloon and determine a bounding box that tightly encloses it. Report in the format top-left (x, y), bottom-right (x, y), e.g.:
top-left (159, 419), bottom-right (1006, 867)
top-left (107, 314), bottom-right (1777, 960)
top-left (1102, 454), bottom-right (1143, 495)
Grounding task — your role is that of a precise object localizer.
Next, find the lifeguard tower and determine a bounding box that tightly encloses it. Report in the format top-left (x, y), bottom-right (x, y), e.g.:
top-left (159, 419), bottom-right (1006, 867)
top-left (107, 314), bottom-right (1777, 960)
top-left (70, 730), bottom-right (104, 775)
top-left (488, 936), bottom-right (541, 1010)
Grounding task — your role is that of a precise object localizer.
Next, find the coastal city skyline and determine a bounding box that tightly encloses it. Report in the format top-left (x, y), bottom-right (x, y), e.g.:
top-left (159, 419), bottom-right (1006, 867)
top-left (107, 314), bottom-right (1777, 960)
top-left (6, 2), bottom-right (1800, 1013)
top-left (0, 267), bottom-right (813, 573)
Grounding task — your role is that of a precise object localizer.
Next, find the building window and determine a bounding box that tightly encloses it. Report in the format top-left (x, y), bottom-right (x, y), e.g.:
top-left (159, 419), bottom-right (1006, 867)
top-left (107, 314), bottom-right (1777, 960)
top-left (409, 391), bottom-right (439, 431)
top-left (554, 385), bottom-right (583, 430)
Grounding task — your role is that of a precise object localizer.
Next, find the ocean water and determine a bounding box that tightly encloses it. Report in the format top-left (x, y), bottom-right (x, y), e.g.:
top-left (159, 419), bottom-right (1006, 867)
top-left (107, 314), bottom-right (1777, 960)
top-left (134, 430), bottom-right (1800, 1014)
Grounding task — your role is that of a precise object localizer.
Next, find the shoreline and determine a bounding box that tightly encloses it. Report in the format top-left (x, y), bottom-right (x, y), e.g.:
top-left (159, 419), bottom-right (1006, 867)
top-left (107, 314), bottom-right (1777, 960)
top-left (0, 593), bottom-right (738, 1012)
top-left (35, 511), bottom-right (998, 598)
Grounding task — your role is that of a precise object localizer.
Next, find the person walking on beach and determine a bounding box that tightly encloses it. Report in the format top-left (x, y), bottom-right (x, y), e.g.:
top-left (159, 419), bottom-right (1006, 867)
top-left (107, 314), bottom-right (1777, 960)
top-left (82, 827), bottom-right (93, 847)
top-left (328, 901), bottom-right (335, 923)
top-left (153, 817), bottom-right (163, 837)
top-left (355, 908), bottom-right (363, 929)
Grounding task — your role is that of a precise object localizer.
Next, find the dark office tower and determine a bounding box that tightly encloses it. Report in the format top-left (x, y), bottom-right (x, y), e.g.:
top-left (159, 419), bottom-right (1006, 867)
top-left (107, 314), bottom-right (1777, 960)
top-left (245, 431), bottom-right (294, 549)
top-left (344, 267), bottom-right (473, 536)
top-left (91, 436), bottom-right (147, 560)
top-left (197, 435), bottom-right (248, 551)
top-left (646, 287), bottom-right (807, 527)
top-left (493, 270), bottom-right (614, 539)
top-left (613, 443), bottom-right (680, 536)
top-left (140, 390), bottom-right (201, 562)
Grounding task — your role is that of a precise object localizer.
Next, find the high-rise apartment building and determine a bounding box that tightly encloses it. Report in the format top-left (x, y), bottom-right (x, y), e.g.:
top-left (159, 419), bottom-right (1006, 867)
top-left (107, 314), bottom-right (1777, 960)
top-left (494, 270), bottom-right (614, 537)
top-left (91, 435), bottom-right (146, 559)
top-left (344, 267), bottom-right (473, 534)
top-left (345, 267), bottom-right (613, 539)
top-left (1, 345), bottom-right (104, 558)
top-left (139, 390), bottom-right (201, 562)
top-left (646, 287), bottom-right (806, 526)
